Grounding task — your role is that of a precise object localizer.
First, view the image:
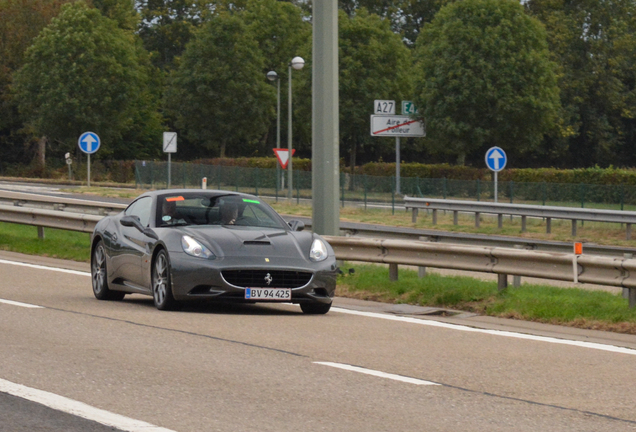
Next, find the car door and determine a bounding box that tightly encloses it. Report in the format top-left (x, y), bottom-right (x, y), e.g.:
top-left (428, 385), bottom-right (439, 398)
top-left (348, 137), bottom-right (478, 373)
top-left (116, 196), bottom-right (154, 289)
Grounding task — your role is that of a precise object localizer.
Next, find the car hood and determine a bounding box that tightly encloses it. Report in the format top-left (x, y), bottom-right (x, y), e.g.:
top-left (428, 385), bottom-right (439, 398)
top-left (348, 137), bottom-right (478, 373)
top-left (178, 226), bottom-right (313, 259)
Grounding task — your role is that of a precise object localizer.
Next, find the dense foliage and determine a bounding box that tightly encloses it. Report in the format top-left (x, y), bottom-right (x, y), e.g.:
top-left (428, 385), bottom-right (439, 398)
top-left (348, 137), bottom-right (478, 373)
top-left (3, 0), bottom-right (636, 173)
top-left (414, 0), bottom-right (560, 165)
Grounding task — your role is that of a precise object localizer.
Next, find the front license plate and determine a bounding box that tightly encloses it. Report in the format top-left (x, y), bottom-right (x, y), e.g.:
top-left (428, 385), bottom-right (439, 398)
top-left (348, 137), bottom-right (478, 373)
top-left (245, 288), bottom-right (291, 300)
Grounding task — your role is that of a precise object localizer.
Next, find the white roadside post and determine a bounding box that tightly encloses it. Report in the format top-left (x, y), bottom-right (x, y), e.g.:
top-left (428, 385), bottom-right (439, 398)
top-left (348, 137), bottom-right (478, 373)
top-left (65, 152), bottom-right (72, 181)
top-left (573, 242), bottom-right (582, 283)
top-left (163, 132), bottom-right (177, 188)
top-left (485, 146), bottom-right (507, 203)
top-left (78, 132), bottom-right (100, 188)
top-left (202, 177), bottom-right (207, 189)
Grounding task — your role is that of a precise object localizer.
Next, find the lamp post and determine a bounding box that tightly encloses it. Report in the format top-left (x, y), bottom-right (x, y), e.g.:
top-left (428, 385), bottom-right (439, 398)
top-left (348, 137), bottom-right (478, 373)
top-left (267, 70), bottom-right (282, 190)
top-left (288, 56), bottom-right (304, 200)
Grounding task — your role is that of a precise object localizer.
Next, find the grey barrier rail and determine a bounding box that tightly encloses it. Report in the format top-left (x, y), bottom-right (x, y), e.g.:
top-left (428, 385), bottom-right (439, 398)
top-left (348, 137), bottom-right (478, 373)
top-left (0, 190), bottom-right (127, 215)
top-left (0, 203), bottom-right (634, 308)
top-left (404, 196), bottom-right (636, 240)
top-left (323, 236), bottom-right (636, 308)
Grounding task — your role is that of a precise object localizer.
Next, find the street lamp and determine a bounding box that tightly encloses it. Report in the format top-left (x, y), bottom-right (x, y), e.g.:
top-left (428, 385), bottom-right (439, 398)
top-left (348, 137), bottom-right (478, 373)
top-left (267, 70), bottom-right (282, 191)
top-left (288, 56), bottom-right (304, 200)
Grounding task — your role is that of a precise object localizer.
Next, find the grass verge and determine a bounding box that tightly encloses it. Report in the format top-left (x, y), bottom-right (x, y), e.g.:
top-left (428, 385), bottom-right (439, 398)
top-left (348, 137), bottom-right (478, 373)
top-left (337, 263), bottom-right (636, 334)
top-left (0, 222), bottom-right (90, 262)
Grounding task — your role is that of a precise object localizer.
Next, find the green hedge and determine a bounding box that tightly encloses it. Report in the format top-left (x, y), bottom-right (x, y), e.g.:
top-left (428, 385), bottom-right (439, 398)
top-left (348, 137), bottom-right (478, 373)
top-left (354, 163), bottom-right (636, 186)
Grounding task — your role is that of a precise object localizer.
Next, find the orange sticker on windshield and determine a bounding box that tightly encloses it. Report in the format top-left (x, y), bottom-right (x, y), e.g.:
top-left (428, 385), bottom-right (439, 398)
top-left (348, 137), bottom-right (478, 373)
top-left (166, 196), bottom-right (184, 202)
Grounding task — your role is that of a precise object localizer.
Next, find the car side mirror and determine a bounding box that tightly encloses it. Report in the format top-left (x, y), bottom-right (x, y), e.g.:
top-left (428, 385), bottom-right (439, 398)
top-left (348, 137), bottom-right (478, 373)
top-left (288, 220), bottom-right (305, 231)
top-left (120, 215), bottom-right (139, 228)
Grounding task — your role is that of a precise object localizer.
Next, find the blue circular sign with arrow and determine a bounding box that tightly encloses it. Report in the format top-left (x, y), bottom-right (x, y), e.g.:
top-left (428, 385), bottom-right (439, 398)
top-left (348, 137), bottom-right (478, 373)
top-left (78, 132), bottom-right (100, 155)
top-left (485, 146), bottom-right (507, 172)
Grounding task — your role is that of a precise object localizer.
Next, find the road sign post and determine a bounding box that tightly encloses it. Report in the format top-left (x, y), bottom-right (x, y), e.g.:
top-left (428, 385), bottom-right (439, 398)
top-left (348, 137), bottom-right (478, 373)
top-left (485, 146), bottom-right (507, 203)
top-left (163, 132), bottom-right (177, 188)
top-left (274, 148), bottom-right (295, 191)
top-left (370, 113), bottom-right (425, 194)
top-left (78, 132), bottom-right (100, 187)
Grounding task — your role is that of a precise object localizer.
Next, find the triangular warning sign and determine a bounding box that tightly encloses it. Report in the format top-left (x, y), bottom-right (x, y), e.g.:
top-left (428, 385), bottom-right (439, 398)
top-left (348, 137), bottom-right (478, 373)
top-left (273, 148), bottom-right (296, 169)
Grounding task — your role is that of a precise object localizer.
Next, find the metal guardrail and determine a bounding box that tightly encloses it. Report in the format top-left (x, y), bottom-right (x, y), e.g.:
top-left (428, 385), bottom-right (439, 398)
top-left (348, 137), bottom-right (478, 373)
top-left (323, 236), bottom-right (636, 307)
top-left (404, 196), bottom-right (636, 239)
top-left (0, 191), bottom-right (127, 215)
top-left (0, 192), bottom-right (634, 307)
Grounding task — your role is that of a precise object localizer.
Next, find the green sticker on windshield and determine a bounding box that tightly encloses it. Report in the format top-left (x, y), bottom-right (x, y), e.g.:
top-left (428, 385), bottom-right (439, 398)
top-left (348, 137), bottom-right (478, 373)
top-left (243, 199), bottom-right (260, 204)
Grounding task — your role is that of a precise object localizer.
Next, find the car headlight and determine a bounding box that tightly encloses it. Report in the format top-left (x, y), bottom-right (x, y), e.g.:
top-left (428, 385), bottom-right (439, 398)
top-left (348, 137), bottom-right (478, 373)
top-left (309, 238), bottom-right (328, 262)
top-left (181, 235), bottom-right (215, 259)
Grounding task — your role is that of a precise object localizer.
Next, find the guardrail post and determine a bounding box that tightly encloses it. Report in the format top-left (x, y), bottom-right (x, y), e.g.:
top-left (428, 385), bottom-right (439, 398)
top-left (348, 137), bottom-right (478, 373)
top-left (389, 263), bottom-right (398, 281)
top-left (626, 223), bottom-right (632, 240)
top-left (629, 289), bottom-right (636, 308)
top-left (546, 217), bottom-right (551, 234)
top-left (623, 253), bottom-right (633, 300)
top-left (498, 274), bottom-right (508, 291)
top-left (475, 212), bottom-right (480, 228)
top-left (453, 211), bottom-right (458, 225)
top-left (498, 213), bottom-right (503, 228)
top-left (37, 227), bottom-right (45, 239)
top-left (412, 208), bottom-right (418, 223)
top-left (432, 209), bottom-right (437, 225)
top-left (521, 215), bottom-right (527, 233)
top-left (513, 245), bottom-right (523, 287)
top-left (418, 236), bottom-right (428, 278)
top-left (571, 219), bottom-right (577, 236)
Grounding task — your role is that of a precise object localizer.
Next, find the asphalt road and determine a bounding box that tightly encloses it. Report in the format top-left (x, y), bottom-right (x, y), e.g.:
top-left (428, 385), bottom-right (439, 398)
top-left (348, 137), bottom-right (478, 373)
top-left (1, 251), bottom-right (636, 431)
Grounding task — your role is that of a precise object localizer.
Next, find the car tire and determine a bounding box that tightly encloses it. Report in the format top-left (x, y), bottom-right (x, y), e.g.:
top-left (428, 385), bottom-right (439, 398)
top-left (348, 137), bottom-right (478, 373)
top-left (300, 301), bottom-right (331, 315)
top-left (152, 249), bottom-right (179, 311)
top-left (91, 241), bottom-right (125, 301)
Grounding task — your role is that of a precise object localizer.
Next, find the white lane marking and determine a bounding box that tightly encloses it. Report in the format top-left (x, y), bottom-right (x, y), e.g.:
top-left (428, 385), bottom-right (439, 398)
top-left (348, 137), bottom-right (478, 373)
top-left (331, 307), bottom-right (636, 356)
top-left (0, 378), bottom-right (177, 432)
top-left (1, 258), bottom-right (634, 357)
top-left (0, 299), bottom-right (43, 308)
top-left (314, 362), bottom-right (439, 386)
top-left (0, 259), bottom-right (90, 277)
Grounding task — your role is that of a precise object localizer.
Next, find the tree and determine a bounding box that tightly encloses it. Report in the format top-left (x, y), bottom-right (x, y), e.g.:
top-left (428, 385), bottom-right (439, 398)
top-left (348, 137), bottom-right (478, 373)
top-left (241, 0), bottom-right (311, 155)
top-left (12, 1), bottom-right (162, 162)
top-left (414, 0), bottom-right (560, 165)
top-left (164, 12), bottom-right (275, 158)
top-left (338, 9), bottom-right (413, 168)
top-left (0, 0), bottom-right (70, 168)
top-left (527, 0), bottom-right (636, 168)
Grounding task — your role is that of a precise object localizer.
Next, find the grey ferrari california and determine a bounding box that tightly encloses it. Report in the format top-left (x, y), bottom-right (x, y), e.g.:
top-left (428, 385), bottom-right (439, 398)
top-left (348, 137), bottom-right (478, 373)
top-left (90, 190), bottom-right (338, 313)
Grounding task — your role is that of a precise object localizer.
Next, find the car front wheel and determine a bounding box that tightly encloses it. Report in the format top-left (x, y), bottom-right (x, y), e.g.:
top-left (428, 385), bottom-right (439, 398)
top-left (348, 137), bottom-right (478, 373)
top-left (152, 250), bottom-right (179, 311)
top-left (91, 241), bottom-right (125, 301)
top-left (300, 301), bottom-right (331, 315)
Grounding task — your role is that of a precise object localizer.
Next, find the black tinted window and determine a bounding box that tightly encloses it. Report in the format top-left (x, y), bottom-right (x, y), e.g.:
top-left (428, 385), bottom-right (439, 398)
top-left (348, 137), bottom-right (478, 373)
top-left (125, 196), bottom-right (152, 227)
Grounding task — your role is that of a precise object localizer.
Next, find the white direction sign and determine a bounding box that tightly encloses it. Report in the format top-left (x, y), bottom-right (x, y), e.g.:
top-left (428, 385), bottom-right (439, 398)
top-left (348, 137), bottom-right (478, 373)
top-left (370, 115), bottom-right (425, 137)
top-left (78, 132), bottom-right (100, 154)
top-left (163, 132), bottom-right (177, 153)
top-left (485, 146), bottom-right (507, 172)
top-left (374, 100), bottom-right (395, 115)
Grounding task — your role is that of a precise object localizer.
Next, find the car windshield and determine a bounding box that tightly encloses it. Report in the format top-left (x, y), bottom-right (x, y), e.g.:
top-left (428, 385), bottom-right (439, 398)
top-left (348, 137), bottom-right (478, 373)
top-left (156, 193), bottom-right (287, 229)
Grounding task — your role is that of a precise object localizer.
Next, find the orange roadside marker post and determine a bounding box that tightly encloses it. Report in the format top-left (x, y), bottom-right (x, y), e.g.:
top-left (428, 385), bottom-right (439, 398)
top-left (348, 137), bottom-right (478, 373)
top-left (573, 242), bottom-right (583, 283)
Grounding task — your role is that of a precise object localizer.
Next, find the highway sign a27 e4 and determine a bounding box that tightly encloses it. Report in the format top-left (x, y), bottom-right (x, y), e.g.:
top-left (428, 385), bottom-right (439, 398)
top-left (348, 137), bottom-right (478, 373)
top-left (374, 100), bottom-right (395, 115)
top-left (485, 146), bottom-right (507, 172)
top-left (370, 115), bottom-right (425, 137)
top-left (78, 132), bottom-right (100, 154)
top-left (401, 101), bottom-right (418, 115)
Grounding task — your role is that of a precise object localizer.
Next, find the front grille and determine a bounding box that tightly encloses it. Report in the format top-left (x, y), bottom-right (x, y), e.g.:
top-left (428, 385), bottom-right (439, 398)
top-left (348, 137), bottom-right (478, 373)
top-left (222, 270), bottom-right (312, 288)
